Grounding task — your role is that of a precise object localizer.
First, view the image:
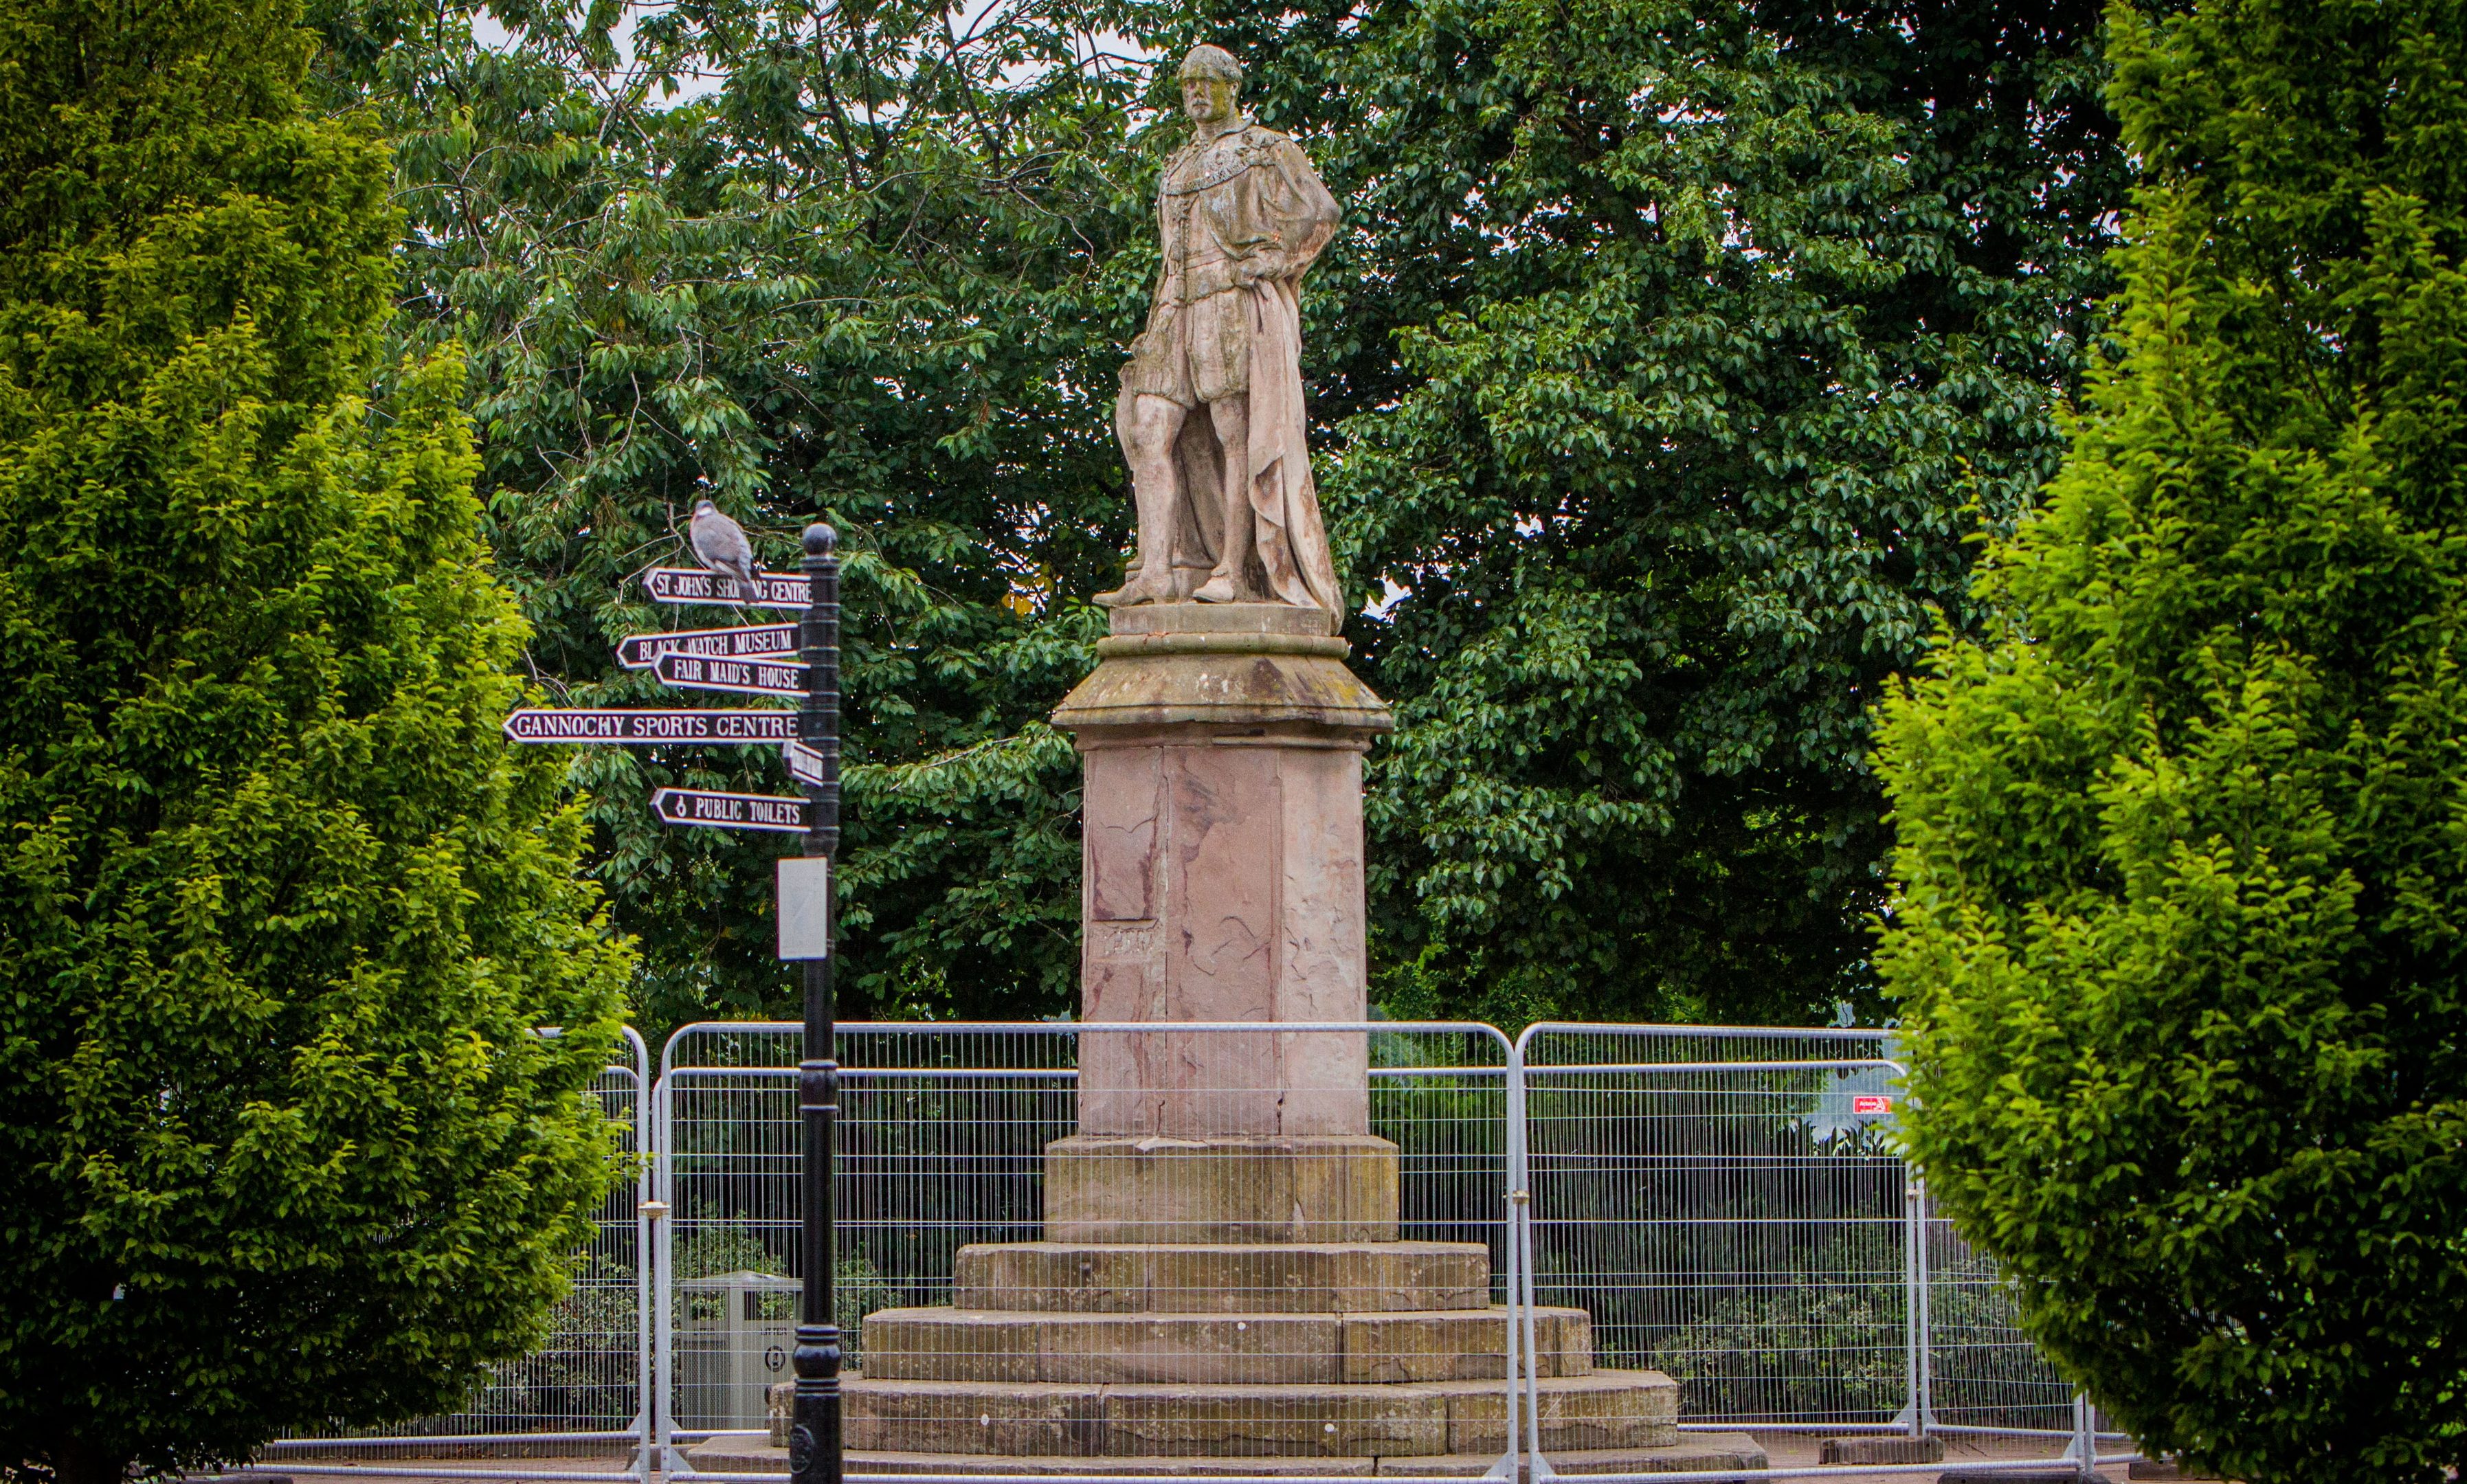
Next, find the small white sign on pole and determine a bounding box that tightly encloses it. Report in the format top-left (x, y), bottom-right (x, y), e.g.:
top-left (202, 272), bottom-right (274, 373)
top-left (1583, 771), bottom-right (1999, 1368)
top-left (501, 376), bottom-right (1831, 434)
top-left (777, 857), bottom-right (831, 960)
top-left (782, 738), bottom-right (830, 787)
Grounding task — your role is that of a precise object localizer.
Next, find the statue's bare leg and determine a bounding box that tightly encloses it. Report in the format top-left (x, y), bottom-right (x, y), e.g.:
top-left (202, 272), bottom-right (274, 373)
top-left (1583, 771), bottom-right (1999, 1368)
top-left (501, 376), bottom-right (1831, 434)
top-left (1097, 392), bottom-right (1190, 606)
top-left (1192, 394), bottom-right (1253, 603)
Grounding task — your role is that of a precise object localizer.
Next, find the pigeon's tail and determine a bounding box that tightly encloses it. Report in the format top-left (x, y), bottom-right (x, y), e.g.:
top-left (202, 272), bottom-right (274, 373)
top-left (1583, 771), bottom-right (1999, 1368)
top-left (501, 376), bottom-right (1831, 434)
top-left (712, 562), bottom-right (755, 605)
top-left (736, 567), bottom-right (764, 607)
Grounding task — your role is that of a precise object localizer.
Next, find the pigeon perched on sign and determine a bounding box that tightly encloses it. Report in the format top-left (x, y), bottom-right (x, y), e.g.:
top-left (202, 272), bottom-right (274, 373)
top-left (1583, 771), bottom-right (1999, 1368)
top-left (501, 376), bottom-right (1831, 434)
top-left (689, 499), bottom-right (763, 605)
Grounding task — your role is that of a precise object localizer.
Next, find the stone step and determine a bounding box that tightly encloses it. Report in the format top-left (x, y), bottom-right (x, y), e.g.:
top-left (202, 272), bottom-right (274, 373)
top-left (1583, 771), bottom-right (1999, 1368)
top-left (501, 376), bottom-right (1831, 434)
top-left (1042, 1136), bottom-right (1401, 1244)
top-left (1392, 1440), bottom-right (1770, 1478)
top-left (1438, 1373), bottom-right (1682, 1455)
top-left (863, 1306), bottom-right (1591, 1385)
top-left (953, 1241), bottom-right (1493, 1314)
top-left (689, 1431), bottom-right (1763, 1476)
top-left (840, 1371), bottom-right (1679, 1459)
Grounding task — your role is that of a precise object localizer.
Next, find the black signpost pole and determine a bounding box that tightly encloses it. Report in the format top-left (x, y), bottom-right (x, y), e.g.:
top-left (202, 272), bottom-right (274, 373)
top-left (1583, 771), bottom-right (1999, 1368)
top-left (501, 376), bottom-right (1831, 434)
top-left (790, 524), bottom-right (842, 1484)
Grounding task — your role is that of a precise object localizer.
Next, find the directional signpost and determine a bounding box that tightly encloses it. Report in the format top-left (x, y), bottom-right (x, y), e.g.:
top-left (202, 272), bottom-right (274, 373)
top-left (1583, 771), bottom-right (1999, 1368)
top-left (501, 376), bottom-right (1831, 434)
top-left (616, 622), bottom-right (801, 669)
top-left (643, 566), bottom-right (811, 609)
top-left (506, 538), bottom-right (845, 1484)
top-left (651, 651), bottom-right (807, 697)
top-left (650, 787), bottom-right (806, 832)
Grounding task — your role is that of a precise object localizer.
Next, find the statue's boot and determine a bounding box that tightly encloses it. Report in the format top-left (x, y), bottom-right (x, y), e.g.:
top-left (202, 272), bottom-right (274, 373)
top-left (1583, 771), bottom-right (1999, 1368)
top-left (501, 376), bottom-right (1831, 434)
top-left (1097, 569), bottom-right (1181, 607)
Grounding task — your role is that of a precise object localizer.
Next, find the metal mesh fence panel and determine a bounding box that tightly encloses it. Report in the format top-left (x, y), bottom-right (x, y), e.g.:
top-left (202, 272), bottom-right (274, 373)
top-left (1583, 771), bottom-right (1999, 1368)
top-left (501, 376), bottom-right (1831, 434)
top-left (1922, 1196), bottom-right (2077, 1436)
top-left (655, 1026), bottom-right (1080, 1434)
top-left (247, 1018), bottom-right (2106, 1482)
top-left (655, 1022), bottom-right (1537, 1476)
top-left (1515, 1025), bottom-right (1917, 1435)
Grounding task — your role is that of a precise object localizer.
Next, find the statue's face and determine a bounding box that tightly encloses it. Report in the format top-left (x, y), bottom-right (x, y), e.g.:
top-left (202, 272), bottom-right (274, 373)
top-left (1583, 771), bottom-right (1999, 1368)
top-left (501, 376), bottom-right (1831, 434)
top-left (1181, 76), bottom-right (1234, 127)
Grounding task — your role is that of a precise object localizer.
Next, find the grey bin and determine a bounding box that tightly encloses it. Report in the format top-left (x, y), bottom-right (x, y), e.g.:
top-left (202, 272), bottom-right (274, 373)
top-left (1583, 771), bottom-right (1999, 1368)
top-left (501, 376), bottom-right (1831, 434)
top-left (676, 1270), bottom-right (801, 1430)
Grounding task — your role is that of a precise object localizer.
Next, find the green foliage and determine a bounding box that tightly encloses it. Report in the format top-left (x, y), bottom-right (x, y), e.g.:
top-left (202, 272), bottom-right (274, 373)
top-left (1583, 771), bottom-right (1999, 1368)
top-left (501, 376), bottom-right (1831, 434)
top-left (331, 0), bottom-right (2130, 1033)
top-left (466, 1254), bottom-right (640, 1430)
top-left (1190, 0), bottom-right (2130, 1025)
top-left (344, 1), bottom-right (1144, 1032)
top-left (0, 0), bottom-right (635, 1479)
top-left (1651, 1265), bottom-right (2046, 1426)
top-left (675, 1225), bottom-right (793, 1283)
top-left (1654, 1281), bottom-right (1904, 1421)
top-left (1873, 0), bottom-right (2467, 1476)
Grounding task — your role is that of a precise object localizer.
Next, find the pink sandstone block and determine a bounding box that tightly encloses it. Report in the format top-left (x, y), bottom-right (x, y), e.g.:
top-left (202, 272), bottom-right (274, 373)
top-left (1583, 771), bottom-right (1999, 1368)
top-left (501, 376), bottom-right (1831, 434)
top-left (1078, 736), bottom-right (1372, 1138)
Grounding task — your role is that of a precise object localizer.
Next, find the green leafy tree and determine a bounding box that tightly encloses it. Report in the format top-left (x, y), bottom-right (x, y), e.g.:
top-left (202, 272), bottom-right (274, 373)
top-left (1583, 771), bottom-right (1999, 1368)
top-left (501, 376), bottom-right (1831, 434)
top-left (0, 0), bottom-right (636, 1479)
top-left (1182, 0), bottom-right (2130, 1026)
top-left (344, 0), bottom-right (1144, 1031)
top-left (335, 0), bottom-right (2128, 1033)
top-left (1873, 0), bottom-right (2467, 1475)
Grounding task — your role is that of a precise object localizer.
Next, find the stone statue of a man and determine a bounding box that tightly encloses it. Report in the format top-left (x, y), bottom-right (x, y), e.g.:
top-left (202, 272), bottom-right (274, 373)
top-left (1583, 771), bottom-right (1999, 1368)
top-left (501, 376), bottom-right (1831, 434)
top-left (1097, 45), bottom-right (1344, 617)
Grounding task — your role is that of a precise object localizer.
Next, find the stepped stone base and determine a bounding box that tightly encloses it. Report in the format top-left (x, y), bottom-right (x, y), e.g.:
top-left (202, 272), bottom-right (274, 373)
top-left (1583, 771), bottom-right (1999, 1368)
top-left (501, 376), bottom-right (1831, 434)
top-left (1044, 1136), bottom-right (1400, 1244)
top-left (777, 1228), bottom-right (1698, 1470)
top-left (952, 1242), bottom-right (1491, 1314)
top-left (862, 1306), bottom-right (1592, 1384)
top-left (829, 1373), bottom-right (1677, 1459)
top-left (692, 1434), bottom-right (1768, 1476)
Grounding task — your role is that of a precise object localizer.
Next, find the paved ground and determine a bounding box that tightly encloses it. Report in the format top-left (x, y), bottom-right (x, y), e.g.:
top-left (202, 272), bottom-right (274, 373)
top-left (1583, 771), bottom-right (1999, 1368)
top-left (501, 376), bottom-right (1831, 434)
top-left (1754, 1431), bottom-right (2134, 1481)
top-left (230, 1435), bottom-right (2148, 1484)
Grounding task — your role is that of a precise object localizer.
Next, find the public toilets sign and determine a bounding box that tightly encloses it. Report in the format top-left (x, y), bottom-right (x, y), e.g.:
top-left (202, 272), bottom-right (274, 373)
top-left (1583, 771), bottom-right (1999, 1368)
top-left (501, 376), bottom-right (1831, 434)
top-left (652, 787), bottom-right (806, 833)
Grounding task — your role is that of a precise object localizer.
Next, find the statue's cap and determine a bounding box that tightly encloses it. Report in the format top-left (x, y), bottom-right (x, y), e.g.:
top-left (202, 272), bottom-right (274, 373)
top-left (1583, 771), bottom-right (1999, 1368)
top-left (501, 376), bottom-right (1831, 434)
top-left (1177, 45), bottom-right (1242, 85)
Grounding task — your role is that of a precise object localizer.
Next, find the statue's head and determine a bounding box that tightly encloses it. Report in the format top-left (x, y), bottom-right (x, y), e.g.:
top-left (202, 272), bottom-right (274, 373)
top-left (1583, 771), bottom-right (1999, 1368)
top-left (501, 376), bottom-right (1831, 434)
top-left (1177, 45), bottom-right (1241, 126)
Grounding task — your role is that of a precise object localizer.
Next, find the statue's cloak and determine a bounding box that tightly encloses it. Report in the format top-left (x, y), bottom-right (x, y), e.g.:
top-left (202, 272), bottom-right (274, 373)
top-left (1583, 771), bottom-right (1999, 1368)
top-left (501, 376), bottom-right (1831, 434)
top-left (1242, 276), bottom-right (1341, 614)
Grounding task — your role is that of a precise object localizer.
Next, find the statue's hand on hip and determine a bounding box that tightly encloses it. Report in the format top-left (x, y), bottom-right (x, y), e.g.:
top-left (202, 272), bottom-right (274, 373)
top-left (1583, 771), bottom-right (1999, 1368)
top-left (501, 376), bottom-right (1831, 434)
top-left (1234, 250), bottom-right (1287, 286)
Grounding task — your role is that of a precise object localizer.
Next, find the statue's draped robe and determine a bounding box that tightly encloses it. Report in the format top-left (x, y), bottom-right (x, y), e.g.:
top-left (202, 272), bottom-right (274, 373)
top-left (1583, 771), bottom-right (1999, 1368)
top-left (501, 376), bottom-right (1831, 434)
top-left (1243, 272), bottom-right (1339, 612)
top-left (1124, 122), bottom-right (1343, 615)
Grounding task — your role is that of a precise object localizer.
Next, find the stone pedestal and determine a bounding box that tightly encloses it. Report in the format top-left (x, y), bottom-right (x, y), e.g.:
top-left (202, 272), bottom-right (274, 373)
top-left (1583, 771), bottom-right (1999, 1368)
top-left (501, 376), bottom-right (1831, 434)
top-left (692, 604), bottom-right (1759, 1477)
top-left (1044, 603), bottom-right (1403, 1248)
top-left (1059, 603), bottom-right (1391, 1149)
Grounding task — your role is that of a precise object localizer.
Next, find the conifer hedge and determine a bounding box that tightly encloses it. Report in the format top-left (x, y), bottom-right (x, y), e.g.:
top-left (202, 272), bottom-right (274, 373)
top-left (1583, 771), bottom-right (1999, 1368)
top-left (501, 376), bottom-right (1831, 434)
top-left (1875, 0), bottom-right (2467, 1476)
top-left (0, 0), bottom-right (635, 1479)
